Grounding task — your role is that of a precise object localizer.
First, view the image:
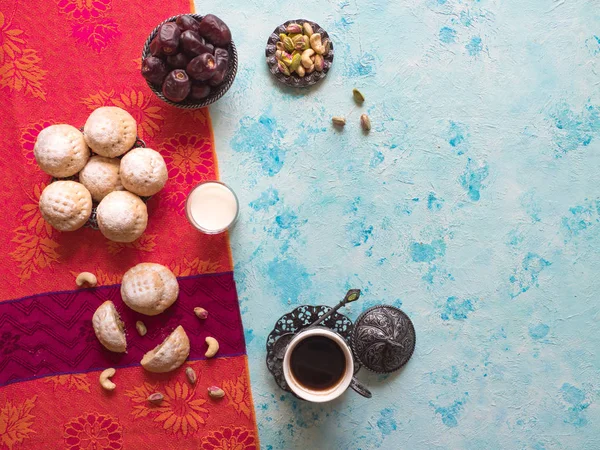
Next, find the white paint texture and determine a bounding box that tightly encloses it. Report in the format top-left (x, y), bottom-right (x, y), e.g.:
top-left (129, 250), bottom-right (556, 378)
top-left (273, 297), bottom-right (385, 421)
top-left (197, 0), bottom-right (600, 448)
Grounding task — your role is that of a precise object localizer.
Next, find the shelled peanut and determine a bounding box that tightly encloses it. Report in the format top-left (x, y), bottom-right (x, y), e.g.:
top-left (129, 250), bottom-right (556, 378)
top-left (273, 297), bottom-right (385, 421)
top-left (275, 22), bottom-right (330, 77)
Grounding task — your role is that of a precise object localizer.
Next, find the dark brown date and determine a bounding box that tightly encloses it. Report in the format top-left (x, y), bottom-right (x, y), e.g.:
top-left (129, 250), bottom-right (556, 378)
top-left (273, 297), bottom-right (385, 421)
top-left (149, 36), bottom-right (163, 57)
top-left (207, 47), bottom-right (229, 86)
top-left (186, 53), bottom-right (217, 81)
top-left (141, 56), bottom-right (168, 85)
top-left (180, 30), bottom-right (213, 57)
top-left (190, 83), bottom-right (211, 101)
top-left (157, 22), bottom-right (181, 55)
top-left (176, 15), bottom-right (201, 33)
top-left (166, 53), bottom-right (189, 69)
top-left (197, 14), bottom-right (231, 47)
top-left (162, 69), bottom-right (191, 102)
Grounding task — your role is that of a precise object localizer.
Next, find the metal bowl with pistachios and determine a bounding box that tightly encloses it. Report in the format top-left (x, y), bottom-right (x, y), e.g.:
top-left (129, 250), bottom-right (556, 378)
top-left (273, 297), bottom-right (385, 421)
top-left (265, 19), bottom-right (334, 88)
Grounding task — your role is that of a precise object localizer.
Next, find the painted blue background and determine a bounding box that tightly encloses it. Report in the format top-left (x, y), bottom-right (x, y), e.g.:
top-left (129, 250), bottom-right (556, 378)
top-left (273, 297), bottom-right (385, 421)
top-left (197, 0), bottom-right (599, 448)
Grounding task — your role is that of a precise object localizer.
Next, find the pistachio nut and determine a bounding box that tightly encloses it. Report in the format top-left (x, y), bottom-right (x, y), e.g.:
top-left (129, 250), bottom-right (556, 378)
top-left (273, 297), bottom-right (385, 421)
top-left (279, 33), bottom-right (288, 42)
top-left (276, 41), bottom-right (285, 52)
top-left (296, 65), bottom-right (306, 77)
top-left (332, 116), bottom-right (346, 127)
top-left (280, 51), bottom-right (293, 66)
top-left (353, 88), bottom-right (365, 104)
top-left (303, 22), bottom-right (314, 37)
top-left (360, 114), bottom-right (371, 132)
top-left (283, 36), bottom-right (294, 52)
top-left (286, 23), bottom-right (302, 34)
top-left (293, 34), bottom-right (309, 51)
top-left (291, 50), bottom-right (300, 58)
top-left (147, 392), bottom-right (164, 405)
top-left (277, 60), bottom-right (291, 76)
top-left (301, 48), bottom-right (315, 69)
top-left (288, 33), bottom-right (301, 40)
top-left (289, 53), bottom-right (302, 72)
top-left (314, 54), bottom-right (324, 72)
top-left (275, 50), bottom-right (283, 60)
top-left (208, 386), bottom-right (225, 399)
top-left (186, 367), bottom-right (197, 385)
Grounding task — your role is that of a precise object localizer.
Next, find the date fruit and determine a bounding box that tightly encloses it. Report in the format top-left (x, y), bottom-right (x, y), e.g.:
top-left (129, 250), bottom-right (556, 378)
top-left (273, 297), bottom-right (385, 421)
top-left (167, 52), bottom-right (189, 69)
top-left (149, 36), bottom-right (163, 57)
top-left (162, 69), bottom-right (191, 102)
top-left (197, 14), bottom-right (231, 47)
top-left (176, 15), bottom-right (201, 33)
top-left (187, 53), bottom-right (217, 81)
top-left (207, 47), bottom-right (229, 86)
top-left (141, 56), bottom-right (168, 85)
top-left (190, 83), bottom-right (211, 101)
top-left (157, 22), bottom-right (181, 55)
top-left (181, 30), bottom-right (214, 57)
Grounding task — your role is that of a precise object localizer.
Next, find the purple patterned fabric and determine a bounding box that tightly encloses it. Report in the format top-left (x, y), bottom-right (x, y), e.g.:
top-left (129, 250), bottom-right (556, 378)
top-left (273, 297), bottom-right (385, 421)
top-left (0, 272), bottom-right (245, 386)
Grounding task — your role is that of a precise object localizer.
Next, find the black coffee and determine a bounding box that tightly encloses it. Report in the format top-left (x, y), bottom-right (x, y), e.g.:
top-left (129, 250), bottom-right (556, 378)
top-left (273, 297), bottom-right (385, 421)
top-left (290, 335), bottom-right (346, 390)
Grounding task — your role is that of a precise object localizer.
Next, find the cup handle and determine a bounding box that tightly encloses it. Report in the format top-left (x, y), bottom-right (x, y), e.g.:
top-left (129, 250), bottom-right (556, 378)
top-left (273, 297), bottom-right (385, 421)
top-left (349, 377), bottom-right (372, 398)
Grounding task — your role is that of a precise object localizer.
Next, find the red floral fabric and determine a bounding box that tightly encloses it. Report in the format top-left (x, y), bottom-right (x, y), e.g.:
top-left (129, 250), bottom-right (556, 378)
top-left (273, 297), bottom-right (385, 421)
top-left (0, 0), bottom-right (258, 447)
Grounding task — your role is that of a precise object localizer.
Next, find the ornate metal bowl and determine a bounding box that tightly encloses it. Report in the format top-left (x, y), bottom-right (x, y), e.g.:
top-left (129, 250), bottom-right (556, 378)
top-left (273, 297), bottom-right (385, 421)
top-left (265, 19), bottom-right (334, 88)
top-left (142, 14), bottom-right (238, 109)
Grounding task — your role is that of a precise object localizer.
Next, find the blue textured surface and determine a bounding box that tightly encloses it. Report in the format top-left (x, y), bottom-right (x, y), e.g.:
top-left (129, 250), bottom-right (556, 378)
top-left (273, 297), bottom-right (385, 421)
top-left (198, 0), bottom-right (600, 448)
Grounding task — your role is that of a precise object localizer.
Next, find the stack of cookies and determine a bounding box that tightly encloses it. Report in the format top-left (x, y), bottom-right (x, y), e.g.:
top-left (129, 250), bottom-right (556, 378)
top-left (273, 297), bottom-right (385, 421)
top-left (34, 107), bottom-right (168, 243)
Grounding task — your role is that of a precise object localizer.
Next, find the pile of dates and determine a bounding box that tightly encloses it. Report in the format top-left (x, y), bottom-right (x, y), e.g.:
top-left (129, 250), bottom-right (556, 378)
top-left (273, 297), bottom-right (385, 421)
top-left (275, 22), bottom-right (330, 78)
top-left (141, 14), bottom-right (232, 103)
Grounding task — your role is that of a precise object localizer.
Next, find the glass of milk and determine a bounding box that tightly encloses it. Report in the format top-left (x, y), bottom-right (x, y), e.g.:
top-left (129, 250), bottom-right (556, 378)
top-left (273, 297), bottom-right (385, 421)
top-left (185, 181), bottom-right (239, 234)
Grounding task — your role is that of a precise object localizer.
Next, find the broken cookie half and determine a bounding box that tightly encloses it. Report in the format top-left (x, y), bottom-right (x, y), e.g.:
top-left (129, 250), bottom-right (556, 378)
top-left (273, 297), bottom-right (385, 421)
top-left (92, 300), bottom-right (127, 353)
top-left (141, 325), bottom-right (190, 373)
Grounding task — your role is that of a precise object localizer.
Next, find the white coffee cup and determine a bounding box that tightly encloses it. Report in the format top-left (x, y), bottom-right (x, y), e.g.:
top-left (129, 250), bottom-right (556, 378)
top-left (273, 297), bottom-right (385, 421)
top-left (283, 328), bottom-right (360, 402)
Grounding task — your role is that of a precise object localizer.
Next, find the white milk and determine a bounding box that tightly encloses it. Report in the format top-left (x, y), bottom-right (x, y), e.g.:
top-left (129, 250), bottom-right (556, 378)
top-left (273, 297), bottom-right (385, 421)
top-left (186, 182), bottom-right (238, 233)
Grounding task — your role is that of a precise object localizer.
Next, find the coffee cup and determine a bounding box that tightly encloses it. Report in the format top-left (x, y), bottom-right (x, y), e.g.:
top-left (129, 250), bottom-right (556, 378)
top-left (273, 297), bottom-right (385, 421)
top-left (283, 327), bottom-right (371, 402)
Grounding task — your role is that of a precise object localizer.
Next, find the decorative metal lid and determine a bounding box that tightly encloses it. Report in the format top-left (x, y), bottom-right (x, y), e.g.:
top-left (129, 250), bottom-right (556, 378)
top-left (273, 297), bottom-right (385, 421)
top-left (352, 305), bottom-right (416, 374)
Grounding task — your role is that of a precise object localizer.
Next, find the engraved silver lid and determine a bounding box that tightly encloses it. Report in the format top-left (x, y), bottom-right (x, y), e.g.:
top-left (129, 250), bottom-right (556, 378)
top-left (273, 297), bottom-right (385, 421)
top-left (352, 305), bottom-right (416, 374)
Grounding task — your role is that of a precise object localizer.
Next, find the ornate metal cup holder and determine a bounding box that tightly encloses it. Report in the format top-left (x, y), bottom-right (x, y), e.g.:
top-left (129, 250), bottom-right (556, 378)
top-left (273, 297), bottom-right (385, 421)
top-left (266, 305), bottom-right (357, 393)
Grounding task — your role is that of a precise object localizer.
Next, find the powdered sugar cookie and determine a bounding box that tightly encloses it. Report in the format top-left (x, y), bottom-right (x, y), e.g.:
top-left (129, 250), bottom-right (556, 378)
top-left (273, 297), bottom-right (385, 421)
top-left (96, 191), bottom-right (148, 242)
top-left (121, 263), bottom-right (179, 316)
top-left (39, 181), bottom-right (92, 232)
top-left (120, 148), bottom-right (168, 196)
top-left (34, 124), bottom-right (90, 177)
top-left (141, 326), bottom-right (190, 373)
top-left (83, 107), bottom-right (137, 157)
top-left (79, 156), bottom-right (123, 202)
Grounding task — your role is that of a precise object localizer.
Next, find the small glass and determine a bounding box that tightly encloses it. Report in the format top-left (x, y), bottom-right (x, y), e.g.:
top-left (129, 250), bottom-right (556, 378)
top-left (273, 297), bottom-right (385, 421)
top-left (185, 181), bottom-right (240, 234)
